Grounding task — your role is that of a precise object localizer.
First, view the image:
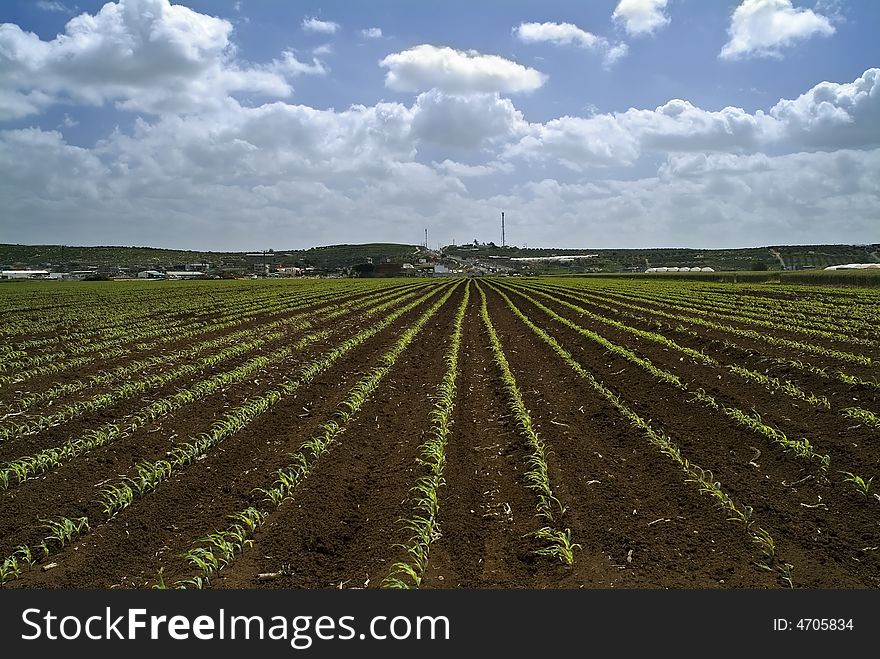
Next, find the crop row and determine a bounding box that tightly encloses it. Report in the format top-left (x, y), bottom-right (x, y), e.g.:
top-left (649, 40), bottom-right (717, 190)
top-left (0, 284), bottom-right (430, 488)
top-left (0, 282), bottom-right (422, 425)
top-left (477, 283), bottom-right (578, 565)
top-left (0, 283), bottom-right (453, 584)
top-left (382, 282), bottom-right (471, 588)
top-left (593, 281), bottom-right (878, 344)
top-left (161, 283), bottom-right (461, 588)
top-left (488, 283), bottom-right (793, 585)
top-left (0, 282), bottom-right (422, 390)
top-left (510, 283), bottom-right (879, 430)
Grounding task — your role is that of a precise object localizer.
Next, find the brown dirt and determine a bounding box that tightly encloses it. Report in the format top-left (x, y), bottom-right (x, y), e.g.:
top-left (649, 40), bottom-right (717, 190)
top-left (2, 278), bottom-right (879, 590)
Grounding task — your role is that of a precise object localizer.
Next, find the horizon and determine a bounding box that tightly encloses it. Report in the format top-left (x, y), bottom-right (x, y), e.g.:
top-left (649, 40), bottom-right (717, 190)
top-left (3, 239), bottom-right (878, 254)
top-left (1, 1), bottom-right (878, 250)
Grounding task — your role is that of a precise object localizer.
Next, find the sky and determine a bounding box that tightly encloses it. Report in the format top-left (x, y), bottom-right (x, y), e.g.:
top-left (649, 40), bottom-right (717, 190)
top-left (0, 0), bottom-right (877, 251)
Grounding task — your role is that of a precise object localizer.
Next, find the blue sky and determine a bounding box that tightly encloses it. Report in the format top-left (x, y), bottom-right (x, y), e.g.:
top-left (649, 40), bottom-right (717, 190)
top-left (1, 0), bottom-right (878, 250)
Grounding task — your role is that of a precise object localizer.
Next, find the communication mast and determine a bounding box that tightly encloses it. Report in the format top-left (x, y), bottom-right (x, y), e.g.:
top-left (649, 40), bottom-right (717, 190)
top-left (501, 211), bottom-right (505, 248)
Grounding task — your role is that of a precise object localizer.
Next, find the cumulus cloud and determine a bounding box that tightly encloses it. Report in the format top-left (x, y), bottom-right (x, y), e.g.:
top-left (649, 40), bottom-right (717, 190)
top-left (301, 17), bottom-right (339, 34)
top-left (380, 44), bottom-right (546, 94)
top-left (411, 91), bottom-right (528, 149)
top-left (506, 114), bottom-right (640, 169)
top-left (720, 0), bottom-right (835, 60)
top-left (2, 121), bottom-right (877, 250)
top-left (769, 68), bottom-right (880, 147)
top-left (495, 148), bottom-right (880, 247)
top-left (0, 0), bottom-right (875, 255)
top-left (361, 27), bottom-right (382, 39)
top-left (616, 99), bottom-right (779, 151)
top-left (0, 0), bottom-right (326, 120)
top-left (503, 70), bottom-right (878, 168)
top-left (514, 22), bottom-right (628, 68)
top-left (612, 0), bottom-right (670, 36)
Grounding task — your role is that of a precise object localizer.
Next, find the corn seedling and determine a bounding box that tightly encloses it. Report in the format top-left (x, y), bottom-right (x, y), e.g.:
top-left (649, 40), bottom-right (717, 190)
top-left (840, 471), bottom-right (873, 497)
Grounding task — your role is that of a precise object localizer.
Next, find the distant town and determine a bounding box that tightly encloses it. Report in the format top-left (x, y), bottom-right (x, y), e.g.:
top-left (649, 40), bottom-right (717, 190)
top-left (1, 241), bottom-right (878, 281)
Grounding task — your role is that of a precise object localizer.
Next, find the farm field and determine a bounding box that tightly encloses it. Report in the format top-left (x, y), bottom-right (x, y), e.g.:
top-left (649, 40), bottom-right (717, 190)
top-left (0, 277), bottom-right (878, 589)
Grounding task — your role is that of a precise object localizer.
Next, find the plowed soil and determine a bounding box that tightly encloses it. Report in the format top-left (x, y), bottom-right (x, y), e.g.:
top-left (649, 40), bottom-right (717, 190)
top-left (2, 277), bottom-right (878, 589)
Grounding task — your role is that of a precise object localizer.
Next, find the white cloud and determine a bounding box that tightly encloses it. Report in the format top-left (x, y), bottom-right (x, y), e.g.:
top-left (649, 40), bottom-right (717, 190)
top-left (2, 121), bottom-right (877, 250)
top-left (35, 1), bottom-right (73, 12)
top-left (411, 91), bottom-right (528, 149)
top-left (506, 114), bottom-right (641, 169)
top-left (301, 17), bottom-right (339, 34)
top-left (515, 21), bottom-right (604, 48)
top-left (434, 160), bottom-right (513, 177)
top-left (504, 70), bottom-right (879, 169)
top-left (494, 148), bottom-right (880, 247)
top-left (0, 1), bottom-right (876, 260)
top-left (273, 50), bottom-right (327, 77)
top-left (769, 68), bottom-right (880, 148)
top-left (514, 22), bottom-right (628, 68)
top-left (720, 0), bottom-right (835, 60)
top-left (0, 0), bottom-right (326, 120)
top-left (603, 43), bottom-right (629, 67)
top-left (616, 99), bottom-right (779, 151)
top-left (612, 0), bottom-right (670, 36)
top-left (361, 27), bottom-right (383, 39)
top-left (380, 44), bottom-right (546, 94)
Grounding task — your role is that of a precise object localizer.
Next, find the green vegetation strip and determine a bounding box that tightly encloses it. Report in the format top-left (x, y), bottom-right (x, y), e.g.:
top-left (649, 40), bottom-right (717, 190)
top-left (543, 284), bottom-right (880, 392)
top-left (517, 283), bottom-right (880, 429)
top-left (382, 282), bottom-right (470, 588)
top-left (511, 282), bottom-right (834, 410)
top-left (0, 283), bottom-right (451, 585)
top-left (504, 284), bottom-right (832, 476)
top-left (477, 283), bottom-right (578, 565)
top-left (1, 283), bottom-right (422, 416)
top-left (163, 283), bottom-right (460, 588)
top-left (540, 281), bottom-right (873, 367)
top-left (489, 283), bottom-right (794, 586)
top-left (0, 285), bottom-right (425, 488)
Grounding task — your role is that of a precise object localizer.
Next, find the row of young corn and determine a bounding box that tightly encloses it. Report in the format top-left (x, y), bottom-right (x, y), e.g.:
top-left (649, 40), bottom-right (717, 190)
top-left (0, 281), bottom-right (395, 374)
top-left (593, 281), bottom-right (878, 347)
top-left (504, 284), bottom-right (834, 472)
top-left (518, 283), bottom-right (880, 494)
top-left (595, 277), bottom-right (880, 324)
top-left (529, 280), bottom-right (879, 389)
top-left (505, 284), bottom-right (880, 498)
top-left (160, 283), bottom-right (461, 588)
top-left (0, 284), bottom-right (431, 489)
top-left (381, 283), bottom-right (471, 588)
top-left (0, 279), bottom-right (366, 343)
top-left (0, 282), bottom-right (420, 390)
top-left (621, 279), bottom-right (880, 327)
top-left (509, 283), bottom-right (880, 431)
top-left (94, 282), bottom-right (449, 519)
top-left (548, 284), bottom-right (880, 394)
top-left (475, 283), bottom-right (579, 565)
top-left (487, 283), bottom-right (794, 586)
top-left (538, 281), bottom-right (874, 368)
top-left (0, 286), bottom-right (268, 362)
top-left (0, 282), bottom-right (424, 428)
top-left (0, 332), bottom-right (287, 442)
top-left (0, 283), bottom-right (453, 585)
top-left (0, 338), bottom-right (317, 491)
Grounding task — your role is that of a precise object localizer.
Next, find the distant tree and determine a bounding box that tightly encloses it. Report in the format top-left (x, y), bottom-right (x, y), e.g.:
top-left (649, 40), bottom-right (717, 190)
top-left (352, 263), bottom-right (375, 277)
top-left (750, 260), bottom-right (769, 271)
